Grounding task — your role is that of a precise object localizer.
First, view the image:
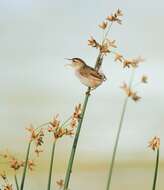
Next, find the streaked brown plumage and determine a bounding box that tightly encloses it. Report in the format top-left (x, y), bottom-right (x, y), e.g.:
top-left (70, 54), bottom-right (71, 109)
top-left (66, 58), bottom-right (106, 88)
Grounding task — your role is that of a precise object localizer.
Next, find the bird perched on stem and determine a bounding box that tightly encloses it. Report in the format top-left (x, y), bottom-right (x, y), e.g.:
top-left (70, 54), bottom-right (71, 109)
top-left (66, 58), bottom-right (106, 89)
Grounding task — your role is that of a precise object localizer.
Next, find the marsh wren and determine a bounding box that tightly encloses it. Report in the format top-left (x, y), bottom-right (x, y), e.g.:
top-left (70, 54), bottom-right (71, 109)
top-left (66, 58), bottom-right (106, 89)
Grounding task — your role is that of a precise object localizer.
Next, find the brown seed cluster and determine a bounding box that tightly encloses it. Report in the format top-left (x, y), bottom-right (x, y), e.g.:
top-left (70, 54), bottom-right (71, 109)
top-left (106, 9), bottom-right (123, 24)
top-left (0, 171), bottom-right (7, 181)
top-left (70, 104), bottom-right (81, 128)
top-left (28, 160), bottom-right (35, 171)
top-left (9, 157), bottom-right (24, 171)
top-left (121, 74), bottom-right (148, 102)
top-left (88, 36), bottom-right (100, 49)
top-left (48, 115), bottom-right (73, 139)
top-left (88, 9), bottom-right (123, 57)
top-left (88, 9), bottom-right (146, 71)
top-left (0, 171), bottom-right (13, 190)
top-left (26, 126), bottom-right (45, 156)
top-left (148, 136), bottom-right (160, 151)
top-left (114, 53), bottom-right (145, 68)
top-left (141, 75), bottom-right (148, 83)
top-left (99, 21), bottom-right (108, 29)
top-left (0, 152), bottom-right (36, 172)
top-left (48, 104), bottom-right (82, 140)
top-left (88, 36), bottom-right (117, 56)
top-left (88, 9), bottom-right (142, 70)
top-left (121, 82), bottom-right (141, 102)
top-left (56, 179), bottom-right (64, 189)
top-left (26, 126), bottom-right (44, 146)
top-left (0, 153), bottom-right (24, 171)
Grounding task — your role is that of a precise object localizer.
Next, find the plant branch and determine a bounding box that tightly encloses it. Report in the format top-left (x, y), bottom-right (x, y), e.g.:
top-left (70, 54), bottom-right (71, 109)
top-left (152, 148), bottom-right (160, 190)
top-left (14, 174), bottom-right (19, 190)
top-left (20, 141), bottom-right (32, 190)
top-left (63, 21), bottom-right (113, 189)
top-left (106, 69), bottom-right (135, 190)
top-left (47, 139), bottom-right (57, 190)
top-left (63, 87), bottom-right (91, 190)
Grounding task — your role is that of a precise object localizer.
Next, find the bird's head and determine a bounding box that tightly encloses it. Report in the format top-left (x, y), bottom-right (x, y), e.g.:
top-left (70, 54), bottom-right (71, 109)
top-left (65, 58), bottom-right (86, 70)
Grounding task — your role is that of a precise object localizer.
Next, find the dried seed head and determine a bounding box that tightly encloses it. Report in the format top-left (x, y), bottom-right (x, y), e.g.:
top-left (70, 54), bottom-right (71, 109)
top-left (73, 104), bottom-right (82, 119)
top-left (0, 171), bottom-right (7, 180)
top-left (117, 9), bottom-right (123, 16)
top-left (131, 92), bottom-right (141, 102)
top-left (122, 57), bottom-right (144, 68)
top-left (28, 160), bottom-right (35, 171)
top-left (121, 82), bottom-right (141, 102)
top-left (56, 179), bottom-right (64, 189)
top-left (106, 9), bottom-right (123, 24)
top-left (100, 43), bottom-right (110, 55)
top-left (88, 36), bottom-right (100, 48)
top-left (10, 158), bottom-right (24, 171)
top-left (99, 39), bottom-right (117, 55)
top-left (26, 125), bottom-right (45, 155)
top-left (141, 75), bottom-right (148, 83)
top-left (99, 21), bottom-right (108, 29)
top-left (149, 136), bottom-right (160, 151)
top-left (70, 104), bottom-right (81, 129)
top-left (35, 148), bottom-right (43, 157)
top-left (120, 82), bottom-right (133, 97)
top-left (3, 184), bottom-right (13, 190)
top-left (0, 172), bottom-right (13, 190)
top-left (1, 152), bottom-right (24, 171)
top-left (114, 52), bottom-right (124, 62)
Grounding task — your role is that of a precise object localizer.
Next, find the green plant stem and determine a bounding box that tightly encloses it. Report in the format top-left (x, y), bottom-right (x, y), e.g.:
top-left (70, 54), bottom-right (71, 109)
top-left (106, 69), bottom-right (135, 190)
top-left (47, 139), bottom-right (57, 190)
top-left (14, 174), bottom-right (19, 190)
top-left (63, 49), bottom-right (105, 190)
top-left (106, 95), bottom-right (129, 190)
top-left (63, 87), bottom-right (91, 190)
top-left (20, 141), bottom-right (32, 190)
top-left (152, 148), bottom-right (160, 190)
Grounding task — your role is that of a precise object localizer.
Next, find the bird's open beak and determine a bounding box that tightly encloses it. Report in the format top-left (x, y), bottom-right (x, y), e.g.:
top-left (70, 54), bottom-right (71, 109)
top-left (64, 58), bottom-right (73, 67)
top-left (65, 58), bottom-right (72, 61)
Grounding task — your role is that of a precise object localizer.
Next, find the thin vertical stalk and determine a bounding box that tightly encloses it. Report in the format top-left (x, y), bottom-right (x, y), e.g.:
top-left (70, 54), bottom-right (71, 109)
top-left (106, 69), bottom-right (135, 190)
top-left (106, 96), bottom-right (128, 190)
top-left (152, 148), bottom-right (160, 190)
top-left (14, 174), bottom-right (19, 190)
top-left (47, 139), bottom-right (57, 190)
top-left (20, 141), bottom-right (32, 190)
top-left (63, 87), bottom-right (91, 190)
top-left (63, 38), bottom-right (107, 189)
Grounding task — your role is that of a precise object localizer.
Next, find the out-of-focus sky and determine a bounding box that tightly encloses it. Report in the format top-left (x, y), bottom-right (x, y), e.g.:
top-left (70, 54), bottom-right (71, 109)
top-left (0, 0), bottom-right (164, 160)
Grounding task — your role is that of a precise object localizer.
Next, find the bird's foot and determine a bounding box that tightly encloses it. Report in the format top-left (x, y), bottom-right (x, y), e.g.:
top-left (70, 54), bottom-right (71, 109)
top-left (90, 87), bottom-right (97, 91)
top-left (85, 88), bottom-right (91, 96)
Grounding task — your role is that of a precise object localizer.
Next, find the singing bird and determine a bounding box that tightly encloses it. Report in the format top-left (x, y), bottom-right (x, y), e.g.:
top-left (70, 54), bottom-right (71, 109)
top-left (66, 58), bottom-right (106, 89)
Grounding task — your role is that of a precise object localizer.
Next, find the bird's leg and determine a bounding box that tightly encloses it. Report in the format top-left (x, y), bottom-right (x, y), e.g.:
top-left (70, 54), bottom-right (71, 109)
top-left (90, 87), bottom-right (97, 91)
top-left (85, 87), bottom-right (91, 96)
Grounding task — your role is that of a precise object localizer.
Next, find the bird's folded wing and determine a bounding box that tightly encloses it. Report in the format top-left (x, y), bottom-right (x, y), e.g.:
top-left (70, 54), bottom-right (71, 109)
top-left (80, 67), bottom-right (103, 81)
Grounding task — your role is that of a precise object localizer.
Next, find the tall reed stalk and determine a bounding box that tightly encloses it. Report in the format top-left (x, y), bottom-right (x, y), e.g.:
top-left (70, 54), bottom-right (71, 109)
top-left (152, 148), bottom-right (160, 190)
top-left (20, 141), bottom-right (32, 190)
top-left (63, 54), bottom-right (103, 190)
top-left (63, 87), bottom-right (91, 190)
top-left (47, 139), bottom-right (57, 190)
top-left (106, 69), bottom-right (135, 190)
top-left (14, 174), bottom-right (19, 190)
top-left (63, 10), bottom-right (124, 189)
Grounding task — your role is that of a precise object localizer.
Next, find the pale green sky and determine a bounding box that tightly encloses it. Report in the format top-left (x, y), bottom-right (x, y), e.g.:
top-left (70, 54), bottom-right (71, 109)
top-left (0, 0), bottom-right (164, 159)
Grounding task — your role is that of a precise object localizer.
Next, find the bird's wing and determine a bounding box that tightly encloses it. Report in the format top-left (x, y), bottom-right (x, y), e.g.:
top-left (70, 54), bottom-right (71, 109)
top-left (80, 66), bottom-right (105, 81)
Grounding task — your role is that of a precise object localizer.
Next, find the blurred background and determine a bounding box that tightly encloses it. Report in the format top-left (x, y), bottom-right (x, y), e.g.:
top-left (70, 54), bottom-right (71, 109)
top-left (0, 0), bottom-right (164, 189)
